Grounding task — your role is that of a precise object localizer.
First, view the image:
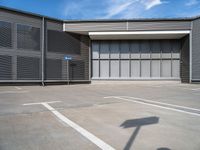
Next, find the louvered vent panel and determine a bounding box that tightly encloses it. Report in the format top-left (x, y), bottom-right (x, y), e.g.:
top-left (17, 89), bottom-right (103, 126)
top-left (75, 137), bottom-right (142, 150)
top-left (17, 56), bottom-right (40, 80)
top-left (0, 55), bottom-right (12, 80)
top-left (45, 59), bottom-right (62, 80)
top-left (0, 21), bottom-right (12, 48)
top-left (17, 24), bottom-right (40, 51)
top-left (47, 30), bottom-right (80, 54)
top-left (69, 60), bottom-right (85, 80)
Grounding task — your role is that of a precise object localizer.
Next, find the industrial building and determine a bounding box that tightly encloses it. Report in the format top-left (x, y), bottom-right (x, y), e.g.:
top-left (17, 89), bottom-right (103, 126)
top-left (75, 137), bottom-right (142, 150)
top-left (0, 6), bottom-right (200, 84)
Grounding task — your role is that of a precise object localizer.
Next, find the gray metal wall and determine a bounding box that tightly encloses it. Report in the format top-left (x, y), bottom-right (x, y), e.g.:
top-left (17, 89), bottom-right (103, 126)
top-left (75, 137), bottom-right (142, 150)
top-left (192, 18), bottom-right (200, 82)
top-left (64, 21), bottom-right (191, 32)
top-left (45, 19), bottom-right (89, 81)
top-left (0, 8), bottom-right (90, 83)
top-left (0, 8), bottom-right (42, 82)
top-left (180, 35), bottom-right (190, 83)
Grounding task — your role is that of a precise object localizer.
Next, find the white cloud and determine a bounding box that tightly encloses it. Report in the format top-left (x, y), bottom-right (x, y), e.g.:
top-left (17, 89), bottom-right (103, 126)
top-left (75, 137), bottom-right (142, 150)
top-left (62, 0), bottom-right (167, 19)
top-left (141, 0), bottom-right (163, 10)
top-left (102, 0), bottom-right (139, 18)
top-left (185, 0), bottom-right (199, 6)
top-left (101, 0), bottom-right (165, 19)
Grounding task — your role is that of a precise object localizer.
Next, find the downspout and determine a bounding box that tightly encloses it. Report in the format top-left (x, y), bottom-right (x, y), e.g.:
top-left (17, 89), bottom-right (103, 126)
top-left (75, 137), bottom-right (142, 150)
top-left (41, 17), bottom-right (45, 86)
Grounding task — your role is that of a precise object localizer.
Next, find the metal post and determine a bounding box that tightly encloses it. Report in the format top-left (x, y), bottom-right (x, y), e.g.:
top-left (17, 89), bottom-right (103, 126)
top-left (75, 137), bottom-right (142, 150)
top-left (41, 17), bottom-right (45, 86)
top-left (67, 60), bottom-right (69, 85)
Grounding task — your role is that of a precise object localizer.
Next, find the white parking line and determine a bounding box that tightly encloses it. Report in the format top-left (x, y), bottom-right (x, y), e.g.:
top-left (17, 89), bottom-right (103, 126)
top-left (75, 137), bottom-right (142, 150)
top-left (0, 91), bottom-right (28, 94)
top-left (191, 88), bottom-right (200, 91)
top-left (104, 96), bottom-right (200, 117)
top-left (15, 86), bottom-right (22, 90)
top-left (23, 101), bottom-right (115, 150)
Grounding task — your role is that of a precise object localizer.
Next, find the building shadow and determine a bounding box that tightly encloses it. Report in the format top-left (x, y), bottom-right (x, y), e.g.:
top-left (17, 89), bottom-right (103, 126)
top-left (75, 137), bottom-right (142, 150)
top-left (121, 116), bottom-right (159, 150)
top-left (157, 148), bottom-right (171, 150)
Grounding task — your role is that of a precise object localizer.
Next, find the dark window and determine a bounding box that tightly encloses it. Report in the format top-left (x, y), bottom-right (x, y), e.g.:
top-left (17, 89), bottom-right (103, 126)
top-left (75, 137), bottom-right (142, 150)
top-left (151, 40), bottom-right (161, 53)
top-left (130, 41), bottom-right (140, 53)
top-left (47, 30), bottom-right (80, 54)
top-left (172, 40), bottom-right (181, 53)
top-left (161, 40), bottom-right (171, 53)
top-left (17, 24), bottom-right (40, 51)
top-left (140, 41), bottom-right (150, 53)
top-left (0, 21), bottom-right (12, 48)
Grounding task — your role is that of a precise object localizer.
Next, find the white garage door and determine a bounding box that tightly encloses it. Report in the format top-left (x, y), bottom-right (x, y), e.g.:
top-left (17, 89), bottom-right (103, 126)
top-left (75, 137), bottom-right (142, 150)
top-left (92, 40), bottom-right (180, 80)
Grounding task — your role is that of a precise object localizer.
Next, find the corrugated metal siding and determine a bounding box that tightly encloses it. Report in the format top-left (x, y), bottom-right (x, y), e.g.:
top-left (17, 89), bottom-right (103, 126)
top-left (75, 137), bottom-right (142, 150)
top-left (0, 8), bottom-right (90, 83)
top-left (69, 60), bottom-right (85, 80)
top-left (0, 9), bottom-right (42, 82)
top-left (0, 55), bottom-right (12, 80)
top-left (64, 21), bottom-right (191, 32)
top-left (47, 30), bottom-right (80, 54)
top-left (64, 22), bottom-right (127, 31)
top-left (80, 35), bottom-right (90, 80)
top-left (180, 35), bottom-right (190, 83)
top-left (0, 21), bottom-right (12, 48)
top-left (17, 24), bottom-right (40, 51)
top-left (45, 20), bottom-right (89, 81)
top-left (45, 59), bottom-right (62, 80)
top-left (192, 18), bottom-right (200, 81)
top-left (17, 56), bottom-right (40, 80)
top-left (128, 21), bottom-right (191, 31)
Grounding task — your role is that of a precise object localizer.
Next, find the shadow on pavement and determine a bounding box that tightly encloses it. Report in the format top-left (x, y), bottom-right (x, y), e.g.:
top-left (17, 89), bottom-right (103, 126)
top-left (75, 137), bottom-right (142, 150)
top-left (157, 148), bottom-right (171, 150)
top-left (121, 116), bottom-right (159, 150)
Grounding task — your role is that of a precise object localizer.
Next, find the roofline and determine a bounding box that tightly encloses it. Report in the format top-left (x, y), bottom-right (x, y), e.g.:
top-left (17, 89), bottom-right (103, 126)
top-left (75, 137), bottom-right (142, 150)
top-left (0, 5), bottom-right (64, 22)
top-left (64, 16), bottom-right (200, 23)
top-left (1, 5), bottom-right (200, 23)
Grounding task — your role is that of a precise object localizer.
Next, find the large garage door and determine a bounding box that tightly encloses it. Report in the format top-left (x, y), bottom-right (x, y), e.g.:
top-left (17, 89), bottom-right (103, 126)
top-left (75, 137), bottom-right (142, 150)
top-left (92, 40), bottom-right (180, 80)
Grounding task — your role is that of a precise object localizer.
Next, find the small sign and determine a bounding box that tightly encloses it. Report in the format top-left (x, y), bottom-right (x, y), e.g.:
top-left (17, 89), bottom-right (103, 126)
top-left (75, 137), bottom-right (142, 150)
top-left (64, 56), bottom-right (72, 61)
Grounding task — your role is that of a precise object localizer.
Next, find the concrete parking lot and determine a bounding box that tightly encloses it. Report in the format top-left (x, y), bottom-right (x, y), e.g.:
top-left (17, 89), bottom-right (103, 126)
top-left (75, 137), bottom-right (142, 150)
top-left (0, 81), bottom-right (200, 150)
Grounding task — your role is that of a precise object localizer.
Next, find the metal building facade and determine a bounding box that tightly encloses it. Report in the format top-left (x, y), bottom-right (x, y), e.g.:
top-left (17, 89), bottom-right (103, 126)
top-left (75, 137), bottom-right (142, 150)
top-left (0, 7), bottom-right (90, 84)
top-left (0, 6), bottom-right (200, 84)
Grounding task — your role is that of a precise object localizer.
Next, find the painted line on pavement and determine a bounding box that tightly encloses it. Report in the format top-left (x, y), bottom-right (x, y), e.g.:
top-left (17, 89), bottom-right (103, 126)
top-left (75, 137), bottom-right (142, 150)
top-left (23, 101), bottom-right (115, 150)
top-left (0, 91), bottom-right (28, 94)
top-left (15, 86), bottom-right (22, 90)
top-left (191, 88), bottom-right (200, 91)
top-left (104, 96), bottom-right (200, 117)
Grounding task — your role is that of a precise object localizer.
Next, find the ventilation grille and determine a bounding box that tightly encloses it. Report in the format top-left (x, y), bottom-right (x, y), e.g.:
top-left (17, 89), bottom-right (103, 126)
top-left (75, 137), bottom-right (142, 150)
top-left (17, 24), bottom-right (40, 51)
top-left (0, 21), bottom-right (12, 48)
top-left (17, 56), bottom-right (40, 80)
top-left (69, 60), bottom-right (85, 80)
top-left (0, 55), bottom-right (12, 80)
top-left (45, 59), bottom-right (62, 80)
top-left (47, 30), bottom-right (80, 54)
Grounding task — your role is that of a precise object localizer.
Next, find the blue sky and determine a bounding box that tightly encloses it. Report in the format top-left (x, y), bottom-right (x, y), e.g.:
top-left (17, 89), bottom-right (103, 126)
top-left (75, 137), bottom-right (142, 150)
top-left (0, 0), bottom-right (200, 20)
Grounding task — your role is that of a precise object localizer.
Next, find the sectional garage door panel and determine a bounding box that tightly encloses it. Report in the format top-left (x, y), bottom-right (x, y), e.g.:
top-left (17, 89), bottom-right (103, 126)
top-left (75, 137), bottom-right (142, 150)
top-left (141, 60), bottom-right (150, 77)
top-left (131, 60), bottom-right (140, 77)
top-left (162, 60), bottom-right (171, 77)
top-left (110, 42), bottom-right (120, 59)
top-left (110, 60), bottom-right (119, 78)
top-left (172, 60), bottom-right (180, 77)
top-left (92, 40), bottom-right (181, 80)
top-left (152, 60), bottom-right (161, 77)
top-left (100, 60), bottom-right (109, 78)
top-left (92, 60), bottom-right (99, 78)
top-left (121, 60), bottom-right (130, 78)
top-left (100, 42), bottom-right (109, 59)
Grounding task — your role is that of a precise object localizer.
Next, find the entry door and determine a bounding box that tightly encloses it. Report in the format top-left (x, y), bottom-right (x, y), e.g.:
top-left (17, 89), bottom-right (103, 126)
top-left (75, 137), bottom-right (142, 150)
top-left (92, 40), bottom-right (180, 80)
